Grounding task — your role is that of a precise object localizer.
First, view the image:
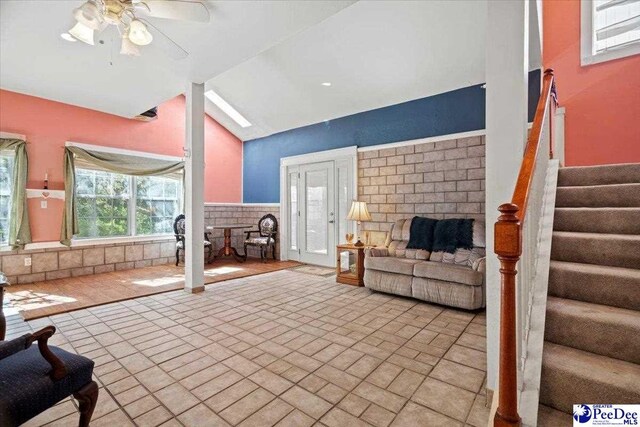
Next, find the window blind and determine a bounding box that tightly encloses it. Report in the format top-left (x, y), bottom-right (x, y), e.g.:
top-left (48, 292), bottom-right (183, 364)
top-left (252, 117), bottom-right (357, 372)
top-left (594, 0), bottom-right (640, 53)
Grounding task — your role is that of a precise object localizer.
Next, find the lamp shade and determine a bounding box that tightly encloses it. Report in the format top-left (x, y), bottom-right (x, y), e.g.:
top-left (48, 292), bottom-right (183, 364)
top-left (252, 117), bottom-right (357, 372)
top-left (347, 201), bottom-right (372, 222)
top-left (73, 1), bottom-right (106, 31)
top-left (68, 21), bottom-right (95, 45)
top-left (128, 20), bottom-right (153, 46)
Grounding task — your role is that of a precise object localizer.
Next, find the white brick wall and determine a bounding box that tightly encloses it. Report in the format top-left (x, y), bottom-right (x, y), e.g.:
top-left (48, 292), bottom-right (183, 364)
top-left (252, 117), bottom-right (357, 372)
top-left (358, 135), bottom-right (485, 232)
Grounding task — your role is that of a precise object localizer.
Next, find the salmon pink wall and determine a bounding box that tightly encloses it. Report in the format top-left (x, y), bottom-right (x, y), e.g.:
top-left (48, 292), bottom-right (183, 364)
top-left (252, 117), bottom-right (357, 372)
top-left (0, 89), bottom-right (242, 242)
top-left (543, 0), bottom-right (640, 166)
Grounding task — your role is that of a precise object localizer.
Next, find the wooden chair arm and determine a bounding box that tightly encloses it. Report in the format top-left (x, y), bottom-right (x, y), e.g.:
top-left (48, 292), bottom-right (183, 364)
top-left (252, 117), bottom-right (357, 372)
top-left (244, 230), bottom-right (260, 238)
top-left (27, 326), bottom-right (68, 380)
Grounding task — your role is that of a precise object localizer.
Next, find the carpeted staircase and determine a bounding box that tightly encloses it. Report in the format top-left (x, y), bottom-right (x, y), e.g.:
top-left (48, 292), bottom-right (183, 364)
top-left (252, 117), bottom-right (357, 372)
top-left (537, 163), bottom-right (640, 425)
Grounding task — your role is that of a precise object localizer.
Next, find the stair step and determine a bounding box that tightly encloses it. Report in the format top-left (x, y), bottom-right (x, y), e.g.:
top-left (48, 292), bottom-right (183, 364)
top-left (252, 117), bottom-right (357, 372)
top-left (545, 297), bottom-right (640, 364)
top-left (540, 342), bottom-right (640, 413)
top-left (558, 163), bottom-right (640, 186)
top-left (537, 405), bottom-right (572, 426)
top-left (554, 207), bottom-right (640, 234)
top-left (549, 261), bottom-right (640, 311)
top-left (556, 183), bottom-right (640, 208)
top-left (551, 231), bottom-right (640, 269)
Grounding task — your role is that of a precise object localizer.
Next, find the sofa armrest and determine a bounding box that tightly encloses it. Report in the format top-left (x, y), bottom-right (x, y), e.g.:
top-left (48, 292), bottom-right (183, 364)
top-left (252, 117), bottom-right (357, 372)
top-left (472, 257), bottom-right (486, 273)
top-left (365, 247), bottom-right (389, 257)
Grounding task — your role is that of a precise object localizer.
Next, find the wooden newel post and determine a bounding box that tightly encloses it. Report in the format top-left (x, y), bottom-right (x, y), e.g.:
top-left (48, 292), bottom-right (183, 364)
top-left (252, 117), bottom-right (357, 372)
top-left (494, 203), bottom-right (522, 427)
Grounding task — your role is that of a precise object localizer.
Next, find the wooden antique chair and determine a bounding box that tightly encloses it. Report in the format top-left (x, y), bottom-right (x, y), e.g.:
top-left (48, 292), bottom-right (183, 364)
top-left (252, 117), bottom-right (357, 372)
top-left (173, 214), bottom-right (214, 265)
top-left (0, 326), bottom-right (98, 427)
top-left (244, 214), bottom-right (278, 262)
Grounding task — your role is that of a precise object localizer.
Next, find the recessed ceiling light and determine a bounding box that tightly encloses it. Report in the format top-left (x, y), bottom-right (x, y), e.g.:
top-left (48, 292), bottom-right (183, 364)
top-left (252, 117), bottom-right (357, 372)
top-left (205, 90), bottom-right (252, 128)
top-left (60, 33), bottom-right (76, 42)
top-left (321, 82), bottom-right (332, 87)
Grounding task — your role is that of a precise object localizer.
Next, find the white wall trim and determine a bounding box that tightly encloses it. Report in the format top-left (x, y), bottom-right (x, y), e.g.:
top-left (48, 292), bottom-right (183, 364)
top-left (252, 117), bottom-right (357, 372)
top-left (554, 107), bottom-right (566, 167)
top-left (280, 146), bottom-right (358, 167)
top-left (26, 189), bottom-right (65, 200)
top-left (0, 131), bottom-right (26, 140)
top-left (204, 202), bottom-right (280, 207)
top-left (0, 234), bottom-right (175, 252)
top-left (66, 141), bottom-right (183, 162)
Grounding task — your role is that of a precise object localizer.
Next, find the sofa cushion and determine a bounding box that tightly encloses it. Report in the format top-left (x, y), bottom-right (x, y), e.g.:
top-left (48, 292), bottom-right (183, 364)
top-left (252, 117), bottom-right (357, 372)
top-left (365, 256), bottom-right (421, 275)
top-left (388, 241), bottom-right (430, 260)
top-left (412, 277), bottom-right (485, 310)
top-left (364, 270), bottom-right (413, 297)
top-left (413, 261), bottom-right (483, 286)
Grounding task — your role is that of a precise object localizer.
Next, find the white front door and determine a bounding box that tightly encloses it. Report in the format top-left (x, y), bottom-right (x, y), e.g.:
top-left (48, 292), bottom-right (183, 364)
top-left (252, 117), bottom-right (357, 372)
top-left (282, 147), bottom-right (356, 267)
top-left (299, 161), bottom-right (335, 266)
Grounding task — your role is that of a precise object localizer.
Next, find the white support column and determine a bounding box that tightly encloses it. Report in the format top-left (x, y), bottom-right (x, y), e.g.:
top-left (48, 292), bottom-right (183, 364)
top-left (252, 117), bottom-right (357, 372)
top-left (184, 82), bottom-right (205, 293)
top-left (485, 0), bottom-right (530, 393)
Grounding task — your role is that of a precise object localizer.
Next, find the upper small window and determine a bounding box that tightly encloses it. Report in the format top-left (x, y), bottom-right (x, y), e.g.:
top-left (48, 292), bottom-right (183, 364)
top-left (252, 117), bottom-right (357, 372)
top-left (582, 0), bottom-right (640, 66)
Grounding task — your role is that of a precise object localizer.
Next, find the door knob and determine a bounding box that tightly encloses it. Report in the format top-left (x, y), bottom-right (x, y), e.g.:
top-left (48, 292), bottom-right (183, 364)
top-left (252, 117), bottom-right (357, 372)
top-left (329, 220), bottom-right (335, 224)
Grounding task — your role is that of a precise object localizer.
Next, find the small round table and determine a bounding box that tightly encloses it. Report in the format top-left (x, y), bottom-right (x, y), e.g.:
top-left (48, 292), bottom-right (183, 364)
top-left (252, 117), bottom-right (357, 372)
top-left (211, 224), bottom-right (252, 262)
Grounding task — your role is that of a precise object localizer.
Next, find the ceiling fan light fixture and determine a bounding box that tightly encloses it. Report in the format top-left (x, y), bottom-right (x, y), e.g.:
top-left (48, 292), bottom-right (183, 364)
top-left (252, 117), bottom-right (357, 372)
top-left (73, 1), bottom-right (106, 31)
top-left (120, 35), bottom-right (141, 56)
top-left (128, 20), bottom-right (153, 46)
top-left (68, 21), bottom-right (95, 45)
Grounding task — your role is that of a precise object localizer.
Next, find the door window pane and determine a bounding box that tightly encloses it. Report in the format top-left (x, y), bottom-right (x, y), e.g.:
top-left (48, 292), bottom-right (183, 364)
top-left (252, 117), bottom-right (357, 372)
top-left (289, 172), bottom-right (297, 251)
top-left (306, 169), bottom-right (328, 254)
top-left (337, 165), bottom-right (349, 244)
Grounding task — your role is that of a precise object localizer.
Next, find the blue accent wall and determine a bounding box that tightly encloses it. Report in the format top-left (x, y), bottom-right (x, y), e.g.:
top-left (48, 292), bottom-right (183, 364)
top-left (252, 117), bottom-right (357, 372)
top-left (243, 69), bottom-right (541, 203)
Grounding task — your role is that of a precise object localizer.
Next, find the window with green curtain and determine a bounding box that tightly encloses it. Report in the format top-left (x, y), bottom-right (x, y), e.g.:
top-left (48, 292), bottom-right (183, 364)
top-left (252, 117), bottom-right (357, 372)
top-left (74, 168), bottom-right (181, 239)
top-left (0, 150), bottom-right (15, 245)
top-left (61, 144), bottom-right (184, 244)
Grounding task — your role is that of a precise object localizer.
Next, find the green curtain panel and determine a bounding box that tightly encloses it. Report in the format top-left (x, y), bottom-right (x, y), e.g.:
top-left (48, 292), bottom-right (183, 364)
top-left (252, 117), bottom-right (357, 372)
top-left (0, 138), bottom-right (31, 248)
top-left (60, 145), bottom-right (185, 245)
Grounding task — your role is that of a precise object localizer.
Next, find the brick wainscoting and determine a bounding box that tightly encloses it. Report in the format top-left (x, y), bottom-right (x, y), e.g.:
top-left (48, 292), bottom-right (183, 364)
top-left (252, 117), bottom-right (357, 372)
top-left (358, 135), bottom-right (485, 231)
top-left (0, 204), bottom-right (281, 284)
top-left (204, 204), bottom-right (280, 260)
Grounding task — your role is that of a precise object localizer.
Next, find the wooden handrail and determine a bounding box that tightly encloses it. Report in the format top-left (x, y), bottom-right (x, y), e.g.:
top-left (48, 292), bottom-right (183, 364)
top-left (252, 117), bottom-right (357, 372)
top-left (493, 68), bottom-right (556, 427)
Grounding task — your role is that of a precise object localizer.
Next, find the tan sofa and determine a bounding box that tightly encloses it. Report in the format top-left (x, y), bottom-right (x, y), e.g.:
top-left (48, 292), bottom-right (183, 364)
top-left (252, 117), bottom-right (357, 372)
top-left (363, 218), bottom-right (486, 310)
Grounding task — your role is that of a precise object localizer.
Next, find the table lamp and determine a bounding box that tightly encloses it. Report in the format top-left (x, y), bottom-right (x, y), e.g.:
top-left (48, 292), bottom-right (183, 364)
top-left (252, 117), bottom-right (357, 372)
top-left (347, 201), bottom-right (372, 247)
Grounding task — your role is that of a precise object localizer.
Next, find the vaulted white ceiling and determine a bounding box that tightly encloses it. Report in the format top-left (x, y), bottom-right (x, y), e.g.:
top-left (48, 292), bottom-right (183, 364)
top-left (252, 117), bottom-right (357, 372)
top-left (0, 1), bottom-right (541, 141)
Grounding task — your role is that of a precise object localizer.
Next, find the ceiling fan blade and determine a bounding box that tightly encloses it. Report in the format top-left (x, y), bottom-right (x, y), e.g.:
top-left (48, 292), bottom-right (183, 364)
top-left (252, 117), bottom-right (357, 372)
top-left (137, 0), bottom-right (210, 23)
top-left (139, 18), bottom-right (188, 60)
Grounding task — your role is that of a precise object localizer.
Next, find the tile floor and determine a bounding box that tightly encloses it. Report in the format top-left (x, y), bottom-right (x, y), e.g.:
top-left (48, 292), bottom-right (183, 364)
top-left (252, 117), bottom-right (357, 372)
top-left (6, 270), bottom-right (489, 427)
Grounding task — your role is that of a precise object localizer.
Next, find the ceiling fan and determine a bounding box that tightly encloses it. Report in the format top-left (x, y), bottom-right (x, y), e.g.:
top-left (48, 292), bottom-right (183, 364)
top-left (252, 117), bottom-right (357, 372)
top-left (63, 0), bottom-right (210, 59)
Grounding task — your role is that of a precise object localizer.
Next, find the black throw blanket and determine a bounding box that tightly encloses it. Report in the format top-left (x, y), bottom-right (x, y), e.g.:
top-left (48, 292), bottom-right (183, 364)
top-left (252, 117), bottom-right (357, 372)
top-left (406, 216), bottom-right (438, 251)
top-left (432, 218), bottom-right (475, 253)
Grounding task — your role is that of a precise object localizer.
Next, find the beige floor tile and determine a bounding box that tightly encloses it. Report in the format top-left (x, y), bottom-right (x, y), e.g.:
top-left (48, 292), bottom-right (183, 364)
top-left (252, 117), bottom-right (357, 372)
top-left (466, 394), bottom-right (491, 427)
top-left (135, 366), bottom-right (175, 392)
top-left (219, 387), bottom-right (276, 425)
top-left (346, 355), bottom-right (383, 379)
top-left (192, 370), bottom-right (244, 401)
top-left (353, 381), bottom-right (406, 413)
top-left (298, 374), bottom-right (329, 393)
top-left (249, 368), bottom-right (294, 395)
top-left (134, 406), bottom-right (174, 427)
top-left (365, 362), bottom-right (403, 389)
top-left (281, 386), bottom-right (333, 419)
top-left (391, 401), bottom-right (462, 426)
top-left (238, 398), bottom-right (295, 427)
top-left (316, 383), bottom-right (347, 404)
top-left (274, 409), bottom-right (315, 427)
top-left (430, 359), bottom-right (485, 393)
top-left (411, 377), bottom-right (475, 421)
top-left (387, 369), bottom-right (425, 398)
top-left (314, 364), bottom-right (361, 391)
top-left (338, 393), bottom-right (371, 417)
top-left (444, 344), bottom-right (487, 371)
top-left (321, 408), bottom-right (372, 427)
top-left (154, 383), bottom-right (200, 415)
top-left (123, 395), bottom-right (161, 419)
top-left (360, 403), bottom-right (396, 427)
top-left (178, 403), bottom-right (230, 427)
top-left (205, 378), bottom-right (258, 412)
top-left (92, 409), bottom-right (135, 427)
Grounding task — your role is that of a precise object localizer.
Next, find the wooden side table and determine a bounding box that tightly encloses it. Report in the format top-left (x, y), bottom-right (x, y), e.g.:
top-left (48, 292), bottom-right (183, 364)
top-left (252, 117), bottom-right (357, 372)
top-left (336, 244), bottom-right (372, 286)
